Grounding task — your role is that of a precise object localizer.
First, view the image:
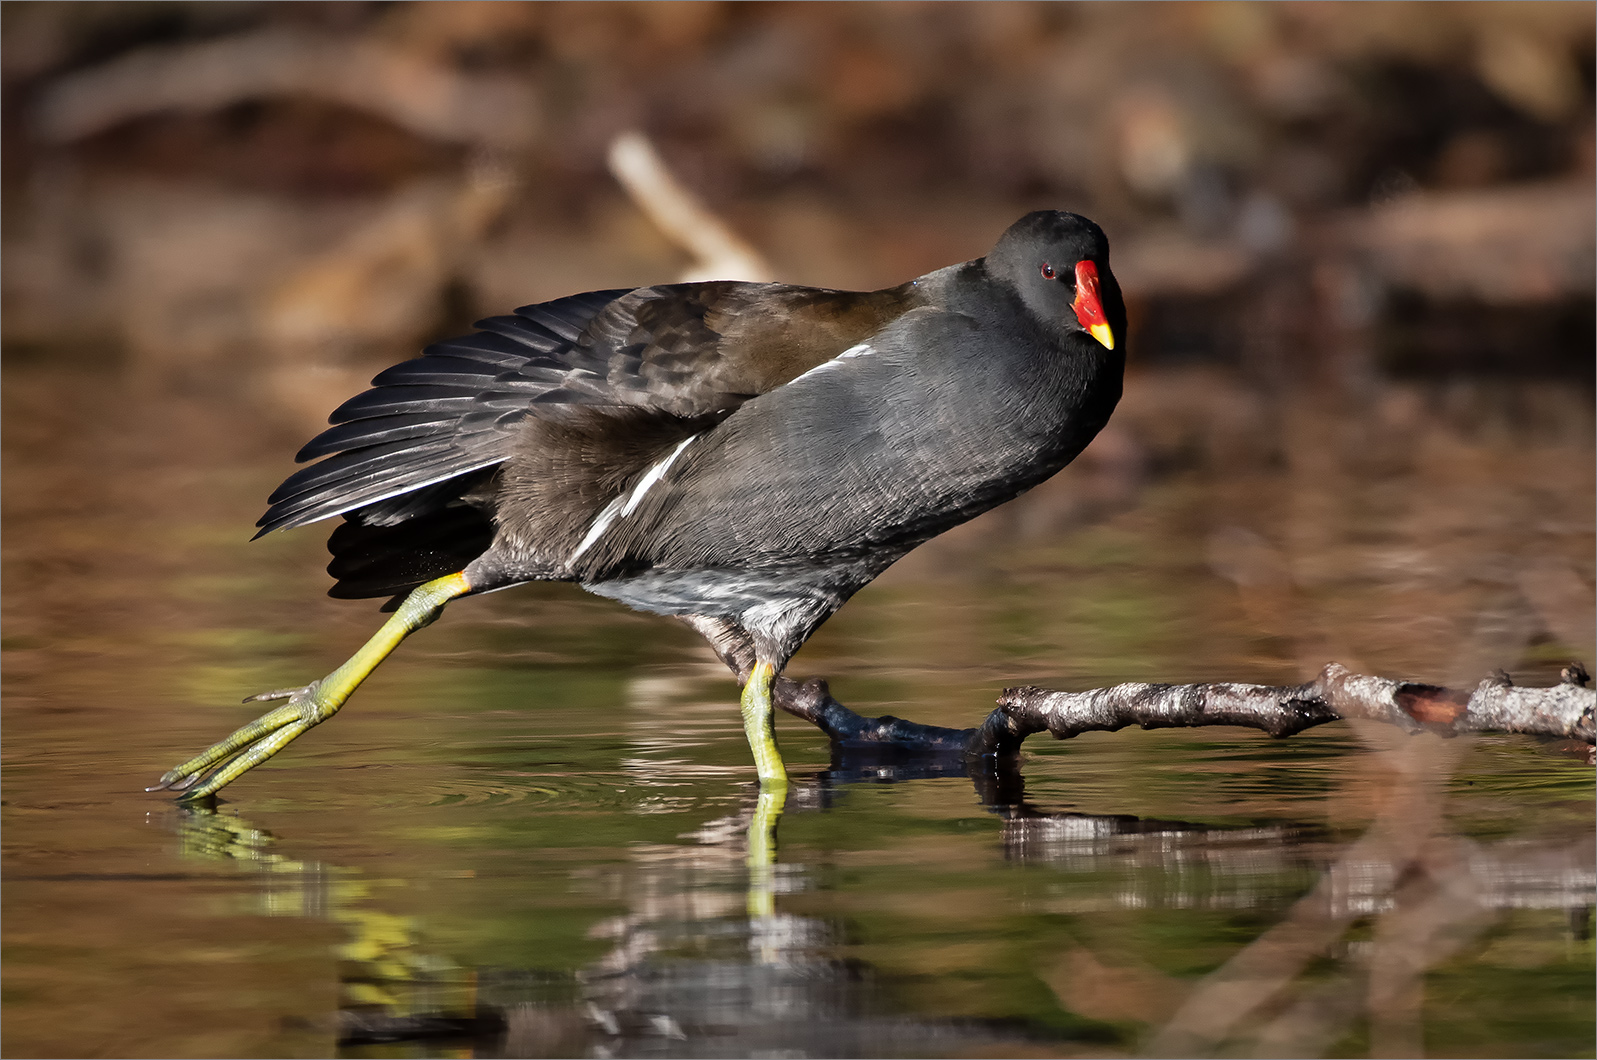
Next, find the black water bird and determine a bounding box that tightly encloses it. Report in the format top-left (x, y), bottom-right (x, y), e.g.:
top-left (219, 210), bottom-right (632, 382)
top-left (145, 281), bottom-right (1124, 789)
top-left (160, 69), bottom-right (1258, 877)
top-left (154, 210), bottom-right (1126, 800)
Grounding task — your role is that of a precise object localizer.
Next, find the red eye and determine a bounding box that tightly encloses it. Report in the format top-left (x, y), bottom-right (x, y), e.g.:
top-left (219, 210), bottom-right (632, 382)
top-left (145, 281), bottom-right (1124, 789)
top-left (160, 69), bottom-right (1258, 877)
top-left (1040, 263), bottom-right (1056, 280)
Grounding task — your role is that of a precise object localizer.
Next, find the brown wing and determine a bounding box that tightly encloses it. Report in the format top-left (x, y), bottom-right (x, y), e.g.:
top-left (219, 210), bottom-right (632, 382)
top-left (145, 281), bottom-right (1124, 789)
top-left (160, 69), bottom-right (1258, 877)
top-left (257, 280), bottom-right (918, 537)
top-left (531, 281), bottom-right (919, 416)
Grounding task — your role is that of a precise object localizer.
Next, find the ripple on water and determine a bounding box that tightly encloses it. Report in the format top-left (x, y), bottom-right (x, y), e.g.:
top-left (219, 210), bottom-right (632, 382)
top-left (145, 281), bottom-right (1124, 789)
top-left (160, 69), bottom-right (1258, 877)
top-left (416, 769), bottom-right (738, 816)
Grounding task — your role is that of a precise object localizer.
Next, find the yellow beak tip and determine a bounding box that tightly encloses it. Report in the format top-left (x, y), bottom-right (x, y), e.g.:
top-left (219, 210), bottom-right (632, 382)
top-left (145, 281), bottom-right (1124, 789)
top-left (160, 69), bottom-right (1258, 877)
top-left (1089, 323), bottom-right (1115, 350)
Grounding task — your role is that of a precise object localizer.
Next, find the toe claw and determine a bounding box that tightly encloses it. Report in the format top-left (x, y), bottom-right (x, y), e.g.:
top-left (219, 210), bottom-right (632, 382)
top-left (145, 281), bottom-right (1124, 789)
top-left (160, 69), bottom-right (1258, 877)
top-left (242, 687), bottom-right (303, 704)
top-left (146, 768), bottom-right (193, 792)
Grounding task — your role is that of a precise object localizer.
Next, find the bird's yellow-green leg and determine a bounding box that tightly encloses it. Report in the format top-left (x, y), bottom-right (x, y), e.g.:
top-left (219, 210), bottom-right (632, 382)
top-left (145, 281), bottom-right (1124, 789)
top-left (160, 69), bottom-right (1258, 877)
top-left (739, 660), bottom-right (788, 788)
top-left (151, 573), bottom-right (473, 800)
top-left (740, 660), bottom-right (788, 919)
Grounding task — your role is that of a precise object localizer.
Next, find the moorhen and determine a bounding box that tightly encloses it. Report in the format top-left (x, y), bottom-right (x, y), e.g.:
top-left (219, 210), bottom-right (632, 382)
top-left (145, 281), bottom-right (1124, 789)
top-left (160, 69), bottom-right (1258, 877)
top-left (154, 209), bottom-right (1125, 800)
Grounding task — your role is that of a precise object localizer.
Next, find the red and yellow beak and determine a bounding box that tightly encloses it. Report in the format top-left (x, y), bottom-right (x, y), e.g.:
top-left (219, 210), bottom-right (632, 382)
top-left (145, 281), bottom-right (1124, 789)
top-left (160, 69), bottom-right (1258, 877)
top-left (1072, 260), bottom-right (1114, 350)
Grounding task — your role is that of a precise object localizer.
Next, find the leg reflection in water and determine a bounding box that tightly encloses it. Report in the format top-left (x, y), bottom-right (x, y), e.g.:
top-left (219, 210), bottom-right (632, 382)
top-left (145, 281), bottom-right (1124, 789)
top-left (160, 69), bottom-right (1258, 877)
top-left (162, 738), bottom-right (1594, 1057)
top-left (745, 784), bottom-right (786, 923)
top-left (169, 807), bottom-right (489, 1047)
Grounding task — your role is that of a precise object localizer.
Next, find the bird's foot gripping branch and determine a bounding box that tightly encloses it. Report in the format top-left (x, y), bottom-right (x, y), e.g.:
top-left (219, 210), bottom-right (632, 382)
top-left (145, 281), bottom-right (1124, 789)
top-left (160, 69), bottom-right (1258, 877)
top-left (773, 663), bottom-right (1596, 761)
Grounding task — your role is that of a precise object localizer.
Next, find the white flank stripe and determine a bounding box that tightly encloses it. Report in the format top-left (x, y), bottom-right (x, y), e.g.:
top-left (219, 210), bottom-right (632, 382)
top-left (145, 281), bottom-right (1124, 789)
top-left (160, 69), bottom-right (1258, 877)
top-left (568, 434), bottom-right (698, 563)
top-left (621, 434), bottom-right (696, 516)
top-left (568, 495), bottom-right (625, 564)
top-left (790, 342), bottom-right (874, 383)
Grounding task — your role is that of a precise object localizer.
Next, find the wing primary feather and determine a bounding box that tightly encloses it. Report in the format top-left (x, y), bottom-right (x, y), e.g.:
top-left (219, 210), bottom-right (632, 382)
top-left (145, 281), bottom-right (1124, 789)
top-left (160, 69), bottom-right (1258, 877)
top-left (423, 331), bottom-right (548, 359)
top-left (512, 289), bottom-right (628, 340)
top-left (329, 387), bottom-right (486, 424)
top-left (270, 438), bottom-right (464, 505)
top-left (256, 455), bottom-right (504, 536)
top-left (371, 357), bottom-right (536, 389)
top-left (295, 412), bottom-right (474, 461)
top-left (258, 286), bottom-right (639, 543)
top-left (467, 317), bottom-right (571, 354)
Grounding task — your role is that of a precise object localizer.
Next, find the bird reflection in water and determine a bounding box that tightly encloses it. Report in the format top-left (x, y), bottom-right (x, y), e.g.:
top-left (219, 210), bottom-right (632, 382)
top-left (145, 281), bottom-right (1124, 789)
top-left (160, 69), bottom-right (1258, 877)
top-left (168, 734), bottom-right (1594, 1058)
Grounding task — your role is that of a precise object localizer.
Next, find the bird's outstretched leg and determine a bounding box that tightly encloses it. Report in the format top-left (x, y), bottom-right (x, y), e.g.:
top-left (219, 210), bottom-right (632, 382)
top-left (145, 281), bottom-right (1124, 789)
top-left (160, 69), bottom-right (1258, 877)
top-left (150, 572), bottom-right (474, 801)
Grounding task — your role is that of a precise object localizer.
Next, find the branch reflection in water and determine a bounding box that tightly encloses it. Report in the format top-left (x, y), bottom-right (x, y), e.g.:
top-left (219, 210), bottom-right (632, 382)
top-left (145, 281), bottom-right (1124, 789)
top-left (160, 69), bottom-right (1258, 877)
top-left (169, 727), bottom-right (1593, 1059)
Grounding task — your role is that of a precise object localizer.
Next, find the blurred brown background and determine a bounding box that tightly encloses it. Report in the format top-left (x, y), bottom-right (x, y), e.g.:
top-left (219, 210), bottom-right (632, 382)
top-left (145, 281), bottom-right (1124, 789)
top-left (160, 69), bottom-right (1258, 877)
top-left (3, 0), bottom-right (1594, 686)
top-left (5, 2), bottom-right (1592, 380)
top-left (2, 10), bottom-right (1593, 1057)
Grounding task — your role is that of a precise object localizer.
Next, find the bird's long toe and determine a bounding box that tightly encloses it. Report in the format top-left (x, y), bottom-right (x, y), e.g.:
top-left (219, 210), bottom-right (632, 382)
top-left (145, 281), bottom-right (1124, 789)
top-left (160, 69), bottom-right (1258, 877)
top-left (150, 683), bottom-right (326, 797)
top-left (171, 720), bottom-right (314, 800)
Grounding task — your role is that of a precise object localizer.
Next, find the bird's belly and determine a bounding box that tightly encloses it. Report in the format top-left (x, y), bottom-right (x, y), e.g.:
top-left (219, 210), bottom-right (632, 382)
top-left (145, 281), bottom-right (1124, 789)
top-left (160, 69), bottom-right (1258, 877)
top-left (582, 550), bottom-right (899, 661)
top-left (583, 552), bottom-right (886, 617)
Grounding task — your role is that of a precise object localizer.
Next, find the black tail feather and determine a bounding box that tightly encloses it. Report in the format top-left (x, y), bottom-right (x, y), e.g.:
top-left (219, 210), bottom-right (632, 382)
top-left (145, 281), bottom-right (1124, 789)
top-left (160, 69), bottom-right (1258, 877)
top-left (326, 472), bottom-right (498, 607)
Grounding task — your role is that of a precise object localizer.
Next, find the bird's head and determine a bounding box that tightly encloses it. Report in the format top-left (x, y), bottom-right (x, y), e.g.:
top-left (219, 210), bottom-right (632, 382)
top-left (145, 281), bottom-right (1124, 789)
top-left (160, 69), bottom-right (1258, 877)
top-left (987, 211), bottom-right (1121, 351)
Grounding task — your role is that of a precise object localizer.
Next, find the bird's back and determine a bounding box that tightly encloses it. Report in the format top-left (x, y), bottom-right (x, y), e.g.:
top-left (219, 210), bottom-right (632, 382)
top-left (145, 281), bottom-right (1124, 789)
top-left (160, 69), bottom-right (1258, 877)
top-left (570, 297), bottom-right (1122, 586)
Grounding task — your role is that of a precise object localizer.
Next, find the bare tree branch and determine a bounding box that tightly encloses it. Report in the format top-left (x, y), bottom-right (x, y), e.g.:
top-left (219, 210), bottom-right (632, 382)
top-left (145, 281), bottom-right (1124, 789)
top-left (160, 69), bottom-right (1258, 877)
top-left (607, 131), bottom-right (774, 283)
top-left (32, 27), bottom-right (540, 149)
top-left (773, 663), bottom-right (1595, 758)
top-left (977, 662), bottom-right (1594, 755)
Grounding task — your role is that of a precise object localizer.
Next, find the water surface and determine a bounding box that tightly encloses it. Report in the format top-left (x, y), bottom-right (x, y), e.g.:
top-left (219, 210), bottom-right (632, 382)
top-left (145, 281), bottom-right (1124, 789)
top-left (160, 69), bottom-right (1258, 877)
top-left (4, 361), bottom-right (1593, 1058)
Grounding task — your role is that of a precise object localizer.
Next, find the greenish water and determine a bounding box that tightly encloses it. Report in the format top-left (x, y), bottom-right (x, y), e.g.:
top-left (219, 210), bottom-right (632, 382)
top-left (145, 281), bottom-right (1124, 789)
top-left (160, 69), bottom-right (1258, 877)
top-left (4, 363), bottom-right (1593, 1058)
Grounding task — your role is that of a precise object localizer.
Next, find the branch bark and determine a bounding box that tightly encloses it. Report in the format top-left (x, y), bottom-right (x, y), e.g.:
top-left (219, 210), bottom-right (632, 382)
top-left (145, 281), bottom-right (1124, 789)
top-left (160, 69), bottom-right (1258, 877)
top-left (773, 663), bottom-right (1595, 758)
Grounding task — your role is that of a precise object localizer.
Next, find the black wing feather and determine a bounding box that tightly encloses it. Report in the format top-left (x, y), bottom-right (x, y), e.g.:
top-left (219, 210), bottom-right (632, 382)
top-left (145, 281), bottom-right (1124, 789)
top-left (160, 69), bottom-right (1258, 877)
top-left (256, 289), bottom-right (639, 536)
top-left (327, 386), bottom-right (486, 424)
top-left (267, 438), bottom-right (468, 511)
top-left (294, 411), bottom-right (464, 461)
top-left (513, 290), bottom-right (626, 341)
